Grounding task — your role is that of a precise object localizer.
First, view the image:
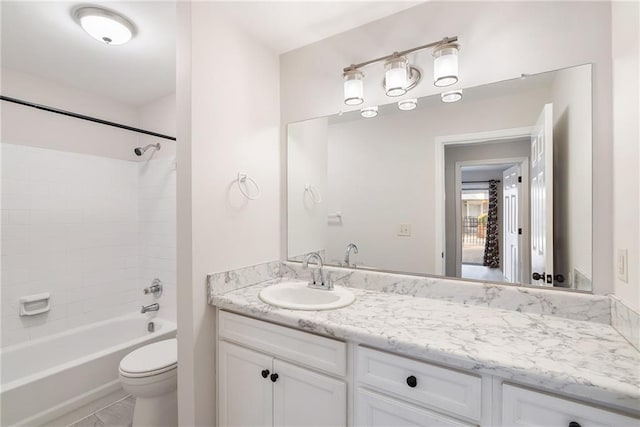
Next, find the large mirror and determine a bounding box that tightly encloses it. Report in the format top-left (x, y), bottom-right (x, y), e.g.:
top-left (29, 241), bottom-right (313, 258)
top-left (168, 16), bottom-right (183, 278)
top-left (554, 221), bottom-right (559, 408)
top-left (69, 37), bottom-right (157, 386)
top-left (287, 64), bottom-right (592, 291)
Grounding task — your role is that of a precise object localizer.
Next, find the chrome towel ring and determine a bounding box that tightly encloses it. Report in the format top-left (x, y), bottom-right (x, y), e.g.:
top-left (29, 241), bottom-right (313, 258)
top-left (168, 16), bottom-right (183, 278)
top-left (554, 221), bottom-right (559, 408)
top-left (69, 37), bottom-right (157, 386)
top-left (305, 184), bottom-right (322, 203)
top-left (237, 172), bottom-right (261, 200)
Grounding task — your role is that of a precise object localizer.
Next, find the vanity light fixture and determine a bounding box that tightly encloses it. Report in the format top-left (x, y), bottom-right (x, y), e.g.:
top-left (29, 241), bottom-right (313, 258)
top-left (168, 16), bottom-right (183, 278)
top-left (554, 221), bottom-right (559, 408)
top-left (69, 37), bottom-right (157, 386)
top-left (441, 89), bottom-right (463, 103)
top-left (342, 36), bottom-right (458, 105)
top-left (433, 43), bottom-right (460, 87)
top-left (75, 6), bottom-right (135, 45)
top-left (398, 98), bottom-right (418, 111)
top-left (360, 106), bottom-right (378, 118)
top-left (344, 69), bottom-right (365, 106)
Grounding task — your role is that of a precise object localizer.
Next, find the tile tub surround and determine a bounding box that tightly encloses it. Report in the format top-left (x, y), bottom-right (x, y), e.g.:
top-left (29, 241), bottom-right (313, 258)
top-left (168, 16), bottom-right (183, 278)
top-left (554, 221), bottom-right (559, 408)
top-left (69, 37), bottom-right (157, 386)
top-left (612, 295), bottom-right (640, 351)
top-left (210, 281), bottom-right (640, 416)
top-left (279, 262), bottom-right (611, 324)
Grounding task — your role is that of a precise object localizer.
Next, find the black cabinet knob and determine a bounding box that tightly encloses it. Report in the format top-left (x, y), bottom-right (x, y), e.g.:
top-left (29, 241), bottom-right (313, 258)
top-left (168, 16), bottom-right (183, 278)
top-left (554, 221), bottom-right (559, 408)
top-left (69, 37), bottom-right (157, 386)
top-left (554, 274), bottom-right (565, 283)
top-left (568, 422), bottom-right (581, 427)
top-left (261, 369), bottom-right (269, 378)
top-left (406, 375), bottom-right (417, 388)
top-left (270, 373), bottom-right (279, 383)
top-left (532, 272), bottom-right (545, 281)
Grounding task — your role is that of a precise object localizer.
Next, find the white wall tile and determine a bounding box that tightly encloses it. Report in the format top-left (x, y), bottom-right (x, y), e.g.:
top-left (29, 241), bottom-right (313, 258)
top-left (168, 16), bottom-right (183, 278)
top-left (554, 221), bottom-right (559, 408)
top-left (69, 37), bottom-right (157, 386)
top-left (0, 144), bottom-right (176, 348)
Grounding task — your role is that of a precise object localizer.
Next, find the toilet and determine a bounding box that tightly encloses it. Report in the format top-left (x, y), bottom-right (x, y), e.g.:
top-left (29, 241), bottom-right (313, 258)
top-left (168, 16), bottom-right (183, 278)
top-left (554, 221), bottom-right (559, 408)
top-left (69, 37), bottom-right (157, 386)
top-left (119, 338), bottom-right (178, 426)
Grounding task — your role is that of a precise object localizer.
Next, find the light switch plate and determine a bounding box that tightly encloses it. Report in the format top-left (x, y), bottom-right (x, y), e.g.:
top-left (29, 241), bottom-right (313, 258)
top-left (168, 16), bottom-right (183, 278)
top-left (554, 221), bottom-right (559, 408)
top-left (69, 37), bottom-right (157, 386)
top-left (617, 249), bottom-right (628, 283)
top-left (398, 223), bottom-right (411, 237)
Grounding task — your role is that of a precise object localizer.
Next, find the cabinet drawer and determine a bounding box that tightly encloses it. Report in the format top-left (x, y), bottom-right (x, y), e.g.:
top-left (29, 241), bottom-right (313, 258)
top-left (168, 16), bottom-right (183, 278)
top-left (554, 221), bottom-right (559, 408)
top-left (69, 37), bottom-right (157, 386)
top-left (219, 311), bottom-right (347, 376)
top-left (356, 388), bottom-right (474, 427)
top-left (356, 346), bottom-right (481, 421)
top-left (502, 384), bottom-right (639, 426)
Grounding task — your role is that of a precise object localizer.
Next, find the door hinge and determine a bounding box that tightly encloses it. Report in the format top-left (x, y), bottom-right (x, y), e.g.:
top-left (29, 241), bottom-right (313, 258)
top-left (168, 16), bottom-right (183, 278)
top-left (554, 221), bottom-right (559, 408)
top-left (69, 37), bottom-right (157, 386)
top-left (518, 176), bottom-right (522, 183)
top-left (518, 228), bottom-right (522, 235)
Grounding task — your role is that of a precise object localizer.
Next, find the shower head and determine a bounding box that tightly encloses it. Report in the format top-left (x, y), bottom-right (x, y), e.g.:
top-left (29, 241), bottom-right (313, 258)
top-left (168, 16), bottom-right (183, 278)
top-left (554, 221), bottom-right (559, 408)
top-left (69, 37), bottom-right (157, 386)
top-left (134, 143), bottom-right (161, 156)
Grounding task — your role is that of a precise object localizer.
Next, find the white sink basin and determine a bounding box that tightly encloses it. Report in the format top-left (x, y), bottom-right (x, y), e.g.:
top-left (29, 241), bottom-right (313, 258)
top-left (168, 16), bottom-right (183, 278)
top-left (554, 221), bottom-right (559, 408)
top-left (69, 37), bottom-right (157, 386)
top-left (259, 281), bottom-right (355, 311)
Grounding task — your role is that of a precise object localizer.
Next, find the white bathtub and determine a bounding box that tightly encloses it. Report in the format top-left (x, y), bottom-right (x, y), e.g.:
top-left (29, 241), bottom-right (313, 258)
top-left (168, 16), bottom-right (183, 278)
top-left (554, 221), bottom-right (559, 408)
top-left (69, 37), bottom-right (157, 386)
top-left (0, 314), bottom-right (176, 426)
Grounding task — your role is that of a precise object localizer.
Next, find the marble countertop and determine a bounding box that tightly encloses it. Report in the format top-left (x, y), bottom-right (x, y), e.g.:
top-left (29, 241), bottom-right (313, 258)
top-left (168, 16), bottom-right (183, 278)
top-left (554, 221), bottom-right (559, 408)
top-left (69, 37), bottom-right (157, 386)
top-left (210, 280), bottom-right (640, 415)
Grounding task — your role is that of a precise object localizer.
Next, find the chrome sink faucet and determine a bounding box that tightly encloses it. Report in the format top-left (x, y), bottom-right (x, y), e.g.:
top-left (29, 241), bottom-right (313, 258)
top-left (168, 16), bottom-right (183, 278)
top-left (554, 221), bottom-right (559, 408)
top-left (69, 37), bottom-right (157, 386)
top-left (344, 243), bottom-right (359, 267)
top-left (141, 303), bottom-right (159, 314)
top-left (303, 252), bottom-right (333, 290)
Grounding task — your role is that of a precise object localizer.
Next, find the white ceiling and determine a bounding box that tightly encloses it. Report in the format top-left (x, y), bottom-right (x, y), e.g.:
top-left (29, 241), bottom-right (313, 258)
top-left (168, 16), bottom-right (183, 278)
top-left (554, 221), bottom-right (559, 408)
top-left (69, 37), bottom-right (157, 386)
top-left (1, 1), bottom-right (177, 106)
top-left (214, 1), bottom-right (422, 54)
top-left (1, 1), bottom-right (420, 106)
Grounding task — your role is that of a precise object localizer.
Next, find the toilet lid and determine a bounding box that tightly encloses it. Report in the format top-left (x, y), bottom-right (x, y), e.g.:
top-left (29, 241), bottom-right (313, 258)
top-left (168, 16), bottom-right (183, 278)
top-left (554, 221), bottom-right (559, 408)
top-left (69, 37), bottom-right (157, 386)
top-left (120, 338), bottom-right (177, 375)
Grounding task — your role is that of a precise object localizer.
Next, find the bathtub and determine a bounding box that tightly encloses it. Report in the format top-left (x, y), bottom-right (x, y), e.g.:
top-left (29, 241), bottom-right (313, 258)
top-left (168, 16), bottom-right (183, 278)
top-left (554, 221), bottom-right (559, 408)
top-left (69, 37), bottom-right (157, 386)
top-left (0, 314), bottom-right (176, 426)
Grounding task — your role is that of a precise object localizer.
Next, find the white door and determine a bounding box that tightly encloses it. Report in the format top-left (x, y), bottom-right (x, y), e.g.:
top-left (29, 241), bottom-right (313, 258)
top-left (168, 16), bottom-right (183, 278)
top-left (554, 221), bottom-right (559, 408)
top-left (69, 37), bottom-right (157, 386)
top-left (273, 359), bottom-right (347, 427)
top-left (219, 341), bottom-right (273, 427)
top-left (503, 165), bottom-right (521, 283)
top-left (355, 388), bottom-right (472, 427)
top-left (530, 103), bottom-right (554, 285)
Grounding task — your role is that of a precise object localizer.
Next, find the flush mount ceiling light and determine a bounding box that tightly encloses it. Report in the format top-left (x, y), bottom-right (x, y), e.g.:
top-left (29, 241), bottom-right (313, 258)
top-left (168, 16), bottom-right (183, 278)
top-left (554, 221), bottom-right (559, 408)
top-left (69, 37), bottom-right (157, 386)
top-left (75, 6), bottom-right (135, 45)
top-left (360, 106), bottom-right (378, 118)
top-left (433, 43), bottom-right (460, 87)
top-left (342, 36), bottom-right (459, 105)
top-left (398, 98), bottom-right (418, 111)
top-left (441, 89), bottom-right (463, 103)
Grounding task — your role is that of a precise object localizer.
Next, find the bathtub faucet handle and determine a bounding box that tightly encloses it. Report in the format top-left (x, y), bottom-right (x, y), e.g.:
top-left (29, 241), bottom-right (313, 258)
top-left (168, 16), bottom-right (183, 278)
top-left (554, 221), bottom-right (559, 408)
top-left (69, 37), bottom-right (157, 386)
top-left (143, 279), bottom-right (163, 297)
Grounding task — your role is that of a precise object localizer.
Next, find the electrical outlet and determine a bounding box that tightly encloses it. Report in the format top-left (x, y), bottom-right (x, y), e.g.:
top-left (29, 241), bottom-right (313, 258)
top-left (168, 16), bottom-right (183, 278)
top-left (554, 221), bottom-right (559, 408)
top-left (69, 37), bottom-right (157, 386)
top-left (617, 249), bottom-right (628, 283)
top-left (398, 223), bottom-right (411, 237)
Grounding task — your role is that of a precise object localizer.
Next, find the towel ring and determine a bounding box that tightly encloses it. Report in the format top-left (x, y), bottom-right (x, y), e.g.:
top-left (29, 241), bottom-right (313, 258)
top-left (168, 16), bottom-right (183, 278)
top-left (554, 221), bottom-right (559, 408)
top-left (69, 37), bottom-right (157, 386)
top-left (237, 173), bottom-right (261, 200)
top-left (305, 184), bottom-right (322, 203)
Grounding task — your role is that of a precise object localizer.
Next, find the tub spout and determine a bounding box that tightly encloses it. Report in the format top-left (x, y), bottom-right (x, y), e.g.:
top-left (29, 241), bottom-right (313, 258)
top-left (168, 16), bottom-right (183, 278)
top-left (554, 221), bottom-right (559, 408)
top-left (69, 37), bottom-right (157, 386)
top-left (141, 303), bottom-right (159, 314)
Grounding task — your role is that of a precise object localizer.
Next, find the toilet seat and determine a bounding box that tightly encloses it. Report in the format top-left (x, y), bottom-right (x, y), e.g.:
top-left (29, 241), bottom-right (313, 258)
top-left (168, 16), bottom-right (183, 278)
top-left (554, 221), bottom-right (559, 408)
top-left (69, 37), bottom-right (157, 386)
top-left (119, 338), bottom-right (177, 378)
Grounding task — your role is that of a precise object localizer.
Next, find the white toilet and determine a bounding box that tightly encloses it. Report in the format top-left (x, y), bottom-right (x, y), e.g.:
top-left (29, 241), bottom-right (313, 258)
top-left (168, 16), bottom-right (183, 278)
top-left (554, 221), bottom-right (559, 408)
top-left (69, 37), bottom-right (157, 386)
top-left (119, 338), bottom-right (178, 426)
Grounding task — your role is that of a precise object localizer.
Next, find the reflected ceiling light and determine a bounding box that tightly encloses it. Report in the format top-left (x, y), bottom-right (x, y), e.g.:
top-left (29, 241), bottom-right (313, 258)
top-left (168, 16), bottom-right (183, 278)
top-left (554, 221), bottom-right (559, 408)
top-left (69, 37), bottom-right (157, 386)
top-left (360, 106), bottom-right (378, 118)
top-left (441, 89), bottom-right (463, 103)
top-left (398, 98), bottom-right (417, 111)
top-left (343, 69), bottom-right (365, 106)
top-left (75, 7), bottom-right (135, 45)
top-left (342, 36), bottom-right (459, 105)
top-left (433, 43), bottom-right (459, 87)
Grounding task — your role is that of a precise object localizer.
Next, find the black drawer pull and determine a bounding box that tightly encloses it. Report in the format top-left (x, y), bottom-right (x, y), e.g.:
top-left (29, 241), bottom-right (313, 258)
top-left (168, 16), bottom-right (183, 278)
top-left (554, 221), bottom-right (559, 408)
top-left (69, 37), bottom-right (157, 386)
top-left (261, 369), bottom-right (269, 378)
top-left (568, 422), bottom-right (581, 427)
top-left (406, 375), bottom-right (417, 388)
top-left (270, 373), bottom-right (279, 383)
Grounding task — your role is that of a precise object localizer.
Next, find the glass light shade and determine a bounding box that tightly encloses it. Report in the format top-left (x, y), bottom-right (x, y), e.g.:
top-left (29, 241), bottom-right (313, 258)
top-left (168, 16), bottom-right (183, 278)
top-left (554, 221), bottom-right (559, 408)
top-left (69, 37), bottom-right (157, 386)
top-left (433, 45), bottom-right (459, 87)
top-left (344, 70), bottom-right (364, 105)
top-left (398, 98), bottom-right (417, 111)
top-left (360, 106), bottom-right (378, 118)
top-left (441, 89), bottom-right (463, 103)
top-left (384, 57), bottom-right (409, 97)
top-left (76, 7), bottom-right (134, 45)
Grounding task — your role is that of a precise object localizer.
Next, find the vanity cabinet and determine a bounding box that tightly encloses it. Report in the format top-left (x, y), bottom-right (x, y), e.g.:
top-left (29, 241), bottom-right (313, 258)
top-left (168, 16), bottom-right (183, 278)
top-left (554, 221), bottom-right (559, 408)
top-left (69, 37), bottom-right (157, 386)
top-left (502, 384), bottom-right (639, 427)
top-left (218, 311), bottom-right (347, 427)
top-left (355, 346), bottom-right (481, 426)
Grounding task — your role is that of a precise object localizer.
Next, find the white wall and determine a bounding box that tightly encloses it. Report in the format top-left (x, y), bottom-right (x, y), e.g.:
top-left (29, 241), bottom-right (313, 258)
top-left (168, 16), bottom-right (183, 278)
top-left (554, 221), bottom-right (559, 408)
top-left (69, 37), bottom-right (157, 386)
top-left (176, 3), bottom-right (281, 425)
top-left (551, 65), bottom-right (593, 290)
top-left (287, 118), bottom-right (328, 258)
top-left (612, 1), bottom-right (640, 311)
top-left (1, 68), bottom-right (140, 161)
top-left (280, 1), bottom-right (613, 295)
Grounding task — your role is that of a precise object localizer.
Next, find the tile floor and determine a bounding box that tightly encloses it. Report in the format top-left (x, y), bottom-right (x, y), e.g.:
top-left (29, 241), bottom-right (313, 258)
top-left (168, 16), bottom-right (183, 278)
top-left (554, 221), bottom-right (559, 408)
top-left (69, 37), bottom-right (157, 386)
top-left (68, 396), bottom-right (134, 427)
top-left (461, 263), bottom-right (509, 283)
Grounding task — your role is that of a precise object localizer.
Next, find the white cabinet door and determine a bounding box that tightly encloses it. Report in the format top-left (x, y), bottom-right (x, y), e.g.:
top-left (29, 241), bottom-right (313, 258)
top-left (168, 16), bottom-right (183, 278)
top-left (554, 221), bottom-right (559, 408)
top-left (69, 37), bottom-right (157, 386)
top-left (273, 359), bottom-right (347, 427)
top-left (355, 388), bottom-right (474, 427)
top-left (219, 341), bottom-right (273, 427)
